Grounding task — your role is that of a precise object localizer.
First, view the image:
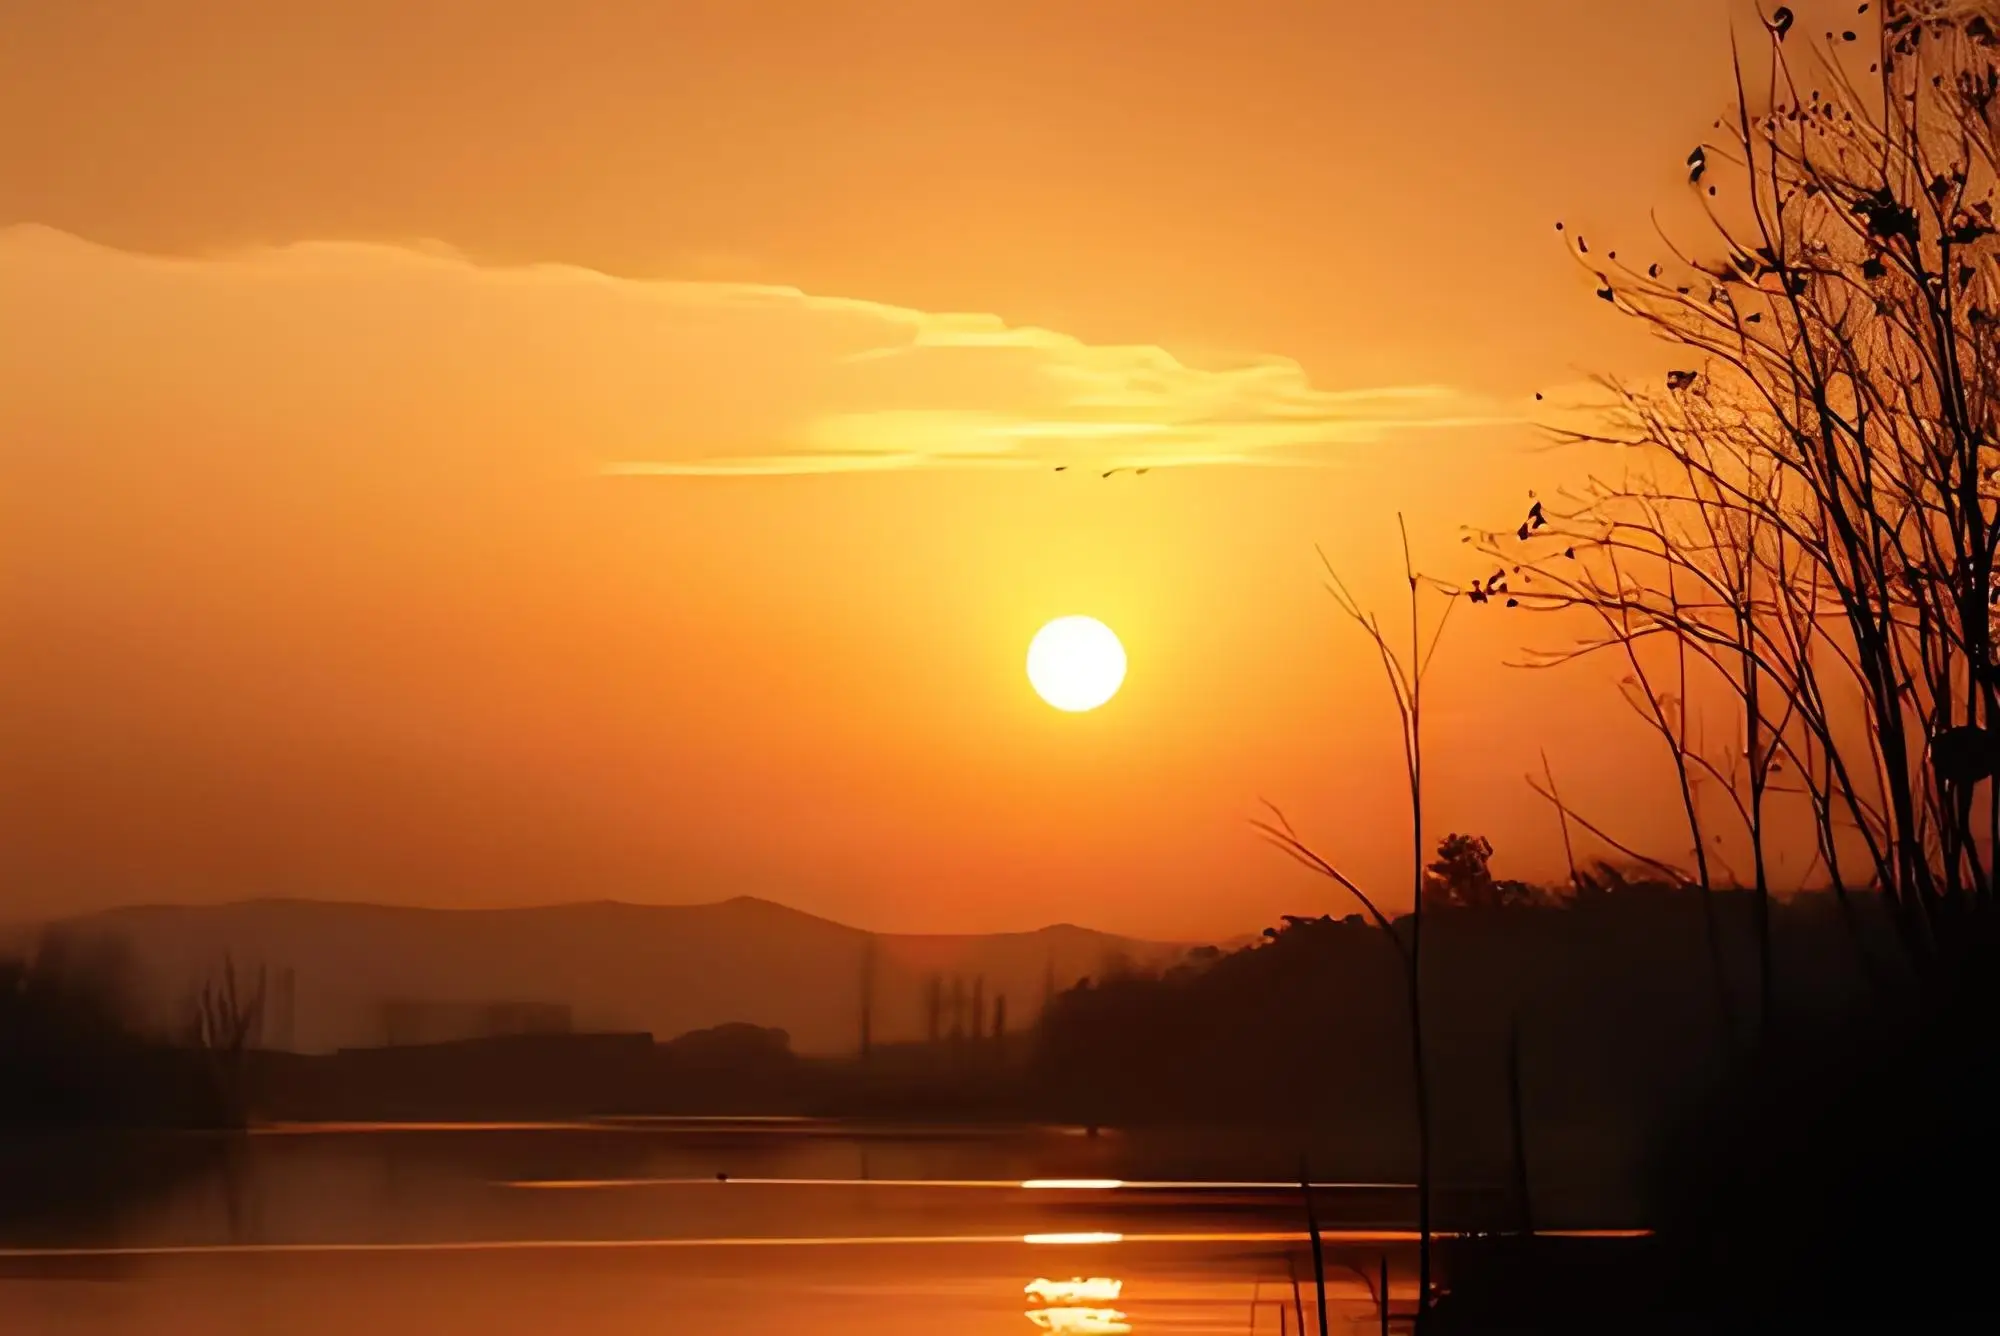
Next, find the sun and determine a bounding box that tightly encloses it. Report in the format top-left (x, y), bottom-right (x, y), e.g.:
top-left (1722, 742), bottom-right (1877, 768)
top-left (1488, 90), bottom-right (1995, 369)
top-left (1026, 616), bottom-right (1127, 713)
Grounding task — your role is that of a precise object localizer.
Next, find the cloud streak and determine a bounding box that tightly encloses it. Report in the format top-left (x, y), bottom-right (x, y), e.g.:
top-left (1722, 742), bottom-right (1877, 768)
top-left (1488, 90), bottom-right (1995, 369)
top-left (0, 227), bottom-right (1517, 479)
top-left (648, 314), bottom-right (1521, 475)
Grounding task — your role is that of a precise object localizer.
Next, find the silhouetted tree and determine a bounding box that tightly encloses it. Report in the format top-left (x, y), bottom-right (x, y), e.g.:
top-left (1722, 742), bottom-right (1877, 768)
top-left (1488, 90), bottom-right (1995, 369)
top-left (1484, 0), bottom-right (2000, 1013)
top-left (1424, 833), bottom-right (1497, 908)
top-left (187, 955), bottom-right (264, 1124)
top-left (1422, 834), bottom-right (1544, 909)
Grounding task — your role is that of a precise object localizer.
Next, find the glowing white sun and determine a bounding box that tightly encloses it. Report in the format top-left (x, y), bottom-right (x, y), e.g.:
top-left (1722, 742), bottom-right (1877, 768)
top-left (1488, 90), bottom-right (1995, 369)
top-left (1027, 616), bottom-right (1127, 712)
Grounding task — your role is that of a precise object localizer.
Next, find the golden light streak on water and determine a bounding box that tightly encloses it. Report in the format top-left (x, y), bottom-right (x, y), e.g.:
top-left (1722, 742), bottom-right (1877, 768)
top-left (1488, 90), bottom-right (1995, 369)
top-left (1025, 1278), bottom-right (1124, 1302)
top-left (0, 1229), bottom-right (1648, 1261)
top-left (1025, 1307), bottom-right (1132, 1333)
top-left (502, 1176), bottom-right (1411, 1190)
top-left (1020, 1179), bottom-right (1125, 1190)
top-left (257, 1121), bottom-right (607, 1135)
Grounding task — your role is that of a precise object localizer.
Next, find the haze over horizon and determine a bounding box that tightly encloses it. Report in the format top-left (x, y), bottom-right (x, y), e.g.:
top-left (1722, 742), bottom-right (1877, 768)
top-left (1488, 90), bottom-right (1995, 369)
top-left (29, 887), bottom-right (1218, 944)
top-left (1, 0), bottom-right (1793, 939)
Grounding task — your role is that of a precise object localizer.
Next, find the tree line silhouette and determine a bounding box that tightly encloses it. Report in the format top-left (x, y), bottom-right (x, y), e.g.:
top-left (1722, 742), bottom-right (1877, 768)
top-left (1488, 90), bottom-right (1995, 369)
top-left (1030, 834), bottom-right (1882, 1171)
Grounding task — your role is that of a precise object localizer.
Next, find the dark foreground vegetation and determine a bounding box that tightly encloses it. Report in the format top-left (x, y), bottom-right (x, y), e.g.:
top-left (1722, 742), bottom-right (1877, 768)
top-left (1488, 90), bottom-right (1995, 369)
top-left (1431, 924), bottom-right (2000, 1332)
top-left (1, 932), bottom-right (245, 1235)
top-left (1035, 875), bottom-right (1876, 1202)
top-left (1, 932), bottom-right (238, 1131)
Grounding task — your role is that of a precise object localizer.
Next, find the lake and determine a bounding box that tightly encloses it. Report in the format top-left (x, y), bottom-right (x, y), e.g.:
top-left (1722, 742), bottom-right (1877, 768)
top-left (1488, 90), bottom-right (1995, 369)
top-left (0, 1119), bottom-right (1429, 1334)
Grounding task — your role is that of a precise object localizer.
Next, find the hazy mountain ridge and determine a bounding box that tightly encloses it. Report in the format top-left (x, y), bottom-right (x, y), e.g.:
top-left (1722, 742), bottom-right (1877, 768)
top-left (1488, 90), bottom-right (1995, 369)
top-left (41, 896), bottom-right (1190, 1055)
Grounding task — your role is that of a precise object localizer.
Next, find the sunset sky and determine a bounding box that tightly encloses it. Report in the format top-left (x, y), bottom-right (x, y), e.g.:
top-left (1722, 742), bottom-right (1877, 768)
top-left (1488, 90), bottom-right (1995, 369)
top-left (2, 0), bottom-right (1790, 936)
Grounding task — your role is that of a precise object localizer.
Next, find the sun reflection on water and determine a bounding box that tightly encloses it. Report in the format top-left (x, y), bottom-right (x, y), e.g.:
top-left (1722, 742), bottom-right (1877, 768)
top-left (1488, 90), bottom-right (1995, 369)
top-left (1025, 1308), bottom-right (1132, 1334)
top-left (1026, 1276), bottom-right (1130, 1333)
top-left (1025, 1278), bottom-right (1122, 1304)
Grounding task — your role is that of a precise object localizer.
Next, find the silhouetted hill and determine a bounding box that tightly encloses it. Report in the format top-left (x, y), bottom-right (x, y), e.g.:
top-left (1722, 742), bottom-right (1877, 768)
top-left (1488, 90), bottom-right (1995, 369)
top-left (40, 897), bottom-right (1185, 1054)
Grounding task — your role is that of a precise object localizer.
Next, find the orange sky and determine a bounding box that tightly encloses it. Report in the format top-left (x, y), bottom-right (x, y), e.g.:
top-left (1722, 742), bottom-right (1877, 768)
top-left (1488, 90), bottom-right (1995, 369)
top-left (2, 0), bottom-right (1805, 936)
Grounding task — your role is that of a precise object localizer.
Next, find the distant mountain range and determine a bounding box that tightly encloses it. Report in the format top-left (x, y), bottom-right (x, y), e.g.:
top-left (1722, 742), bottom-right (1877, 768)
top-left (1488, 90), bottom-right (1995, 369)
top-left (31, 897), bottom-right (1193, 1055)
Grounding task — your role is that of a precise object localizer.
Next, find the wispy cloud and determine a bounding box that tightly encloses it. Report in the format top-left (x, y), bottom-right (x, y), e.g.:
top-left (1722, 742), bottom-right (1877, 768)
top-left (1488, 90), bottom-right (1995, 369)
top-left (627, 311), bottom-right (1520, 476)
top-left (0, 226), bottom-right (1518, 479)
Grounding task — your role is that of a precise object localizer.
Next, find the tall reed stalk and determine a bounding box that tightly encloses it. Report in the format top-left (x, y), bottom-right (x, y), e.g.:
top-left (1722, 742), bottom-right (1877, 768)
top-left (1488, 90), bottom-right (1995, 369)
top-left (1259, 515), bottom-right (1454, 1324)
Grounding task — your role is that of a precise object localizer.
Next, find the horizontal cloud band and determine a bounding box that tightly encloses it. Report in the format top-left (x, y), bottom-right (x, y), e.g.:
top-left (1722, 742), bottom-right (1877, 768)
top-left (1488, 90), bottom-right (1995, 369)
top-left (0, 226), bottom-right (1515, 477)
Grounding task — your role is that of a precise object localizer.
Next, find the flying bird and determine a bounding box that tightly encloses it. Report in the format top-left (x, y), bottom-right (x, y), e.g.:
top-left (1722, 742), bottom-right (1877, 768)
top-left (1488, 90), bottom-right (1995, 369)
top-left (1688, 145), bottom-right (1708, 183)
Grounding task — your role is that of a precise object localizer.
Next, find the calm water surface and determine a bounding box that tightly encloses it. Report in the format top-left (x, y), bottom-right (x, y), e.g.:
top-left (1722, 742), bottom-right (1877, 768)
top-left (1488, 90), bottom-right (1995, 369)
top-left (0, 1120), bottom-right (1429, 1334)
